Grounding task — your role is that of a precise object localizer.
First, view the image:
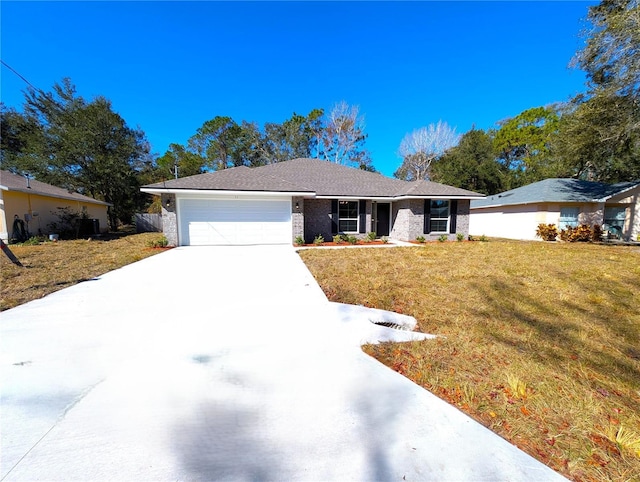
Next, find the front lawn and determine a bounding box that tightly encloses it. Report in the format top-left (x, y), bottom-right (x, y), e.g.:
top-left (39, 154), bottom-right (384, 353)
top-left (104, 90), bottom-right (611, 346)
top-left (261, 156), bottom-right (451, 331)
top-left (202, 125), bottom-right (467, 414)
top-left (1, 232), bottom-right (169, 311)
top-left (300, 241), bottom-right (640, 482)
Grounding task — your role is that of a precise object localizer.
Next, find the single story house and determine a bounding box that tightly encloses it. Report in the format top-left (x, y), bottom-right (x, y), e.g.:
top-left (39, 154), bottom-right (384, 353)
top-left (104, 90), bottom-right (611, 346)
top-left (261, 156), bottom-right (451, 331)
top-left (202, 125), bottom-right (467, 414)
top-left (469, 178), bottom-right (640, 241)
top-left (141, 158), bottom-right (484, 246)
top-left (0, 170), bottom-right (110, 242)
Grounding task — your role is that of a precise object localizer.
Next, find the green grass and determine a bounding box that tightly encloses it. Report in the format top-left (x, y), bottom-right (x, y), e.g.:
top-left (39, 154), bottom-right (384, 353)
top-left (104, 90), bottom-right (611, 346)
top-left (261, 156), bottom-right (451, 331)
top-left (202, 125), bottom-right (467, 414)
top-left (300, 240), bottom-right (640, 482)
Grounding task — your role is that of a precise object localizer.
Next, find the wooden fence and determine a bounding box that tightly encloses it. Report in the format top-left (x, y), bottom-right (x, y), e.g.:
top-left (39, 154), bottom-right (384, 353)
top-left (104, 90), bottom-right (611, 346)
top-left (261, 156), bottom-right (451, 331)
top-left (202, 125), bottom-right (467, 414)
top-left (135, 213), bottom-right (162, 233)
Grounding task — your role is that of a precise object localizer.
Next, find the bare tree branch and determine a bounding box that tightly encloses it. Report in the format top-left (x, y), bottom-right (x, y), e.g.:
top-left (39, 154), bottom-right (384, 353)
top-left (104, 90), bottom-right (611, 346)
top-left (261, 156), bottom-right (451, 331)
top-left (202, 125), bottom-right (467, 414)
top-left (395, 121), bottom-right (460, 180)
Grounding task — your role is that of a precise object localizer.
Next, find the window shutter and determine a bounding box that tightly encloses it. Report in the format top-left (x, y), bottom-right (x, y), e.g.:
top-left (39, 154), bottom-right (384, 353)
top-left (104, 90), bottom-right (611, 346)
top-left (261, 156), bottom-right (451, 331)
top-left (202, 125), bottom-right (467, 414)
top-left (449, 200), bottom-right (458, 234)
top-left (424, 199), bottom-right (431, 233)
top-left (359, 200), bottom-right (366, 234)
top-left (331, 200), bottom-right (338, 234)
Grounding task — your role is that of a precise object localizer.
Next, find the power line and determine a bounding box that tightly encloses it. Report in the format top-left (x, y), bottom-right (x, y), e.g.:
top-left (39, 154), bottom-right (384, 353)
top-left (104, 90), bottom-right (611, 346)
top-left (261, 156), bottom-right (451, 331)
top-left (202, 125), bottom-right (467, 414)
top-left (1, 59), bottom-right (39, 91)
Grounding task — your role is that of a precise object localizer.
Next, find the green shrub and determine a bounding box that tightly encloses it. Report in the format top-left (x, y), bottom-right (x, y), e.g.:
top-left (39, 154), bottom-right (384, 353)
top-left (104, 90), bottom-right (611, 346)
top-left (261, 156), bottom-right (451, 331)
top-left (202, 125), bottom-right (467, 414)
top-left (456, 233), bottom-right (464, 242)
top-left (294, 235), bottom-right (305, 246)
top-left (366, 231), bottom-right (377, 242)
top-left (20, 236), bottom-right (42, 246)
top-left (591, 224), bottom-right (603, 242)
top-left (333, 234), bottom-right (343, 244)
top-left (536, 223), bottom-right (558, 241)
top-left (313, 234), bottom-right (324, 245)
top-left (416, 235), bottom-right (426, 243)
top-left (479, 235), bottom-right (488, 242)
top-left (147, 235), bottom-right (168, 248)
top-left (438, 234), bottom-right (448, 242)
top-left (381, 236), bottom-right (389, 244)
top-left (346, 235), bottom-right (358, 245)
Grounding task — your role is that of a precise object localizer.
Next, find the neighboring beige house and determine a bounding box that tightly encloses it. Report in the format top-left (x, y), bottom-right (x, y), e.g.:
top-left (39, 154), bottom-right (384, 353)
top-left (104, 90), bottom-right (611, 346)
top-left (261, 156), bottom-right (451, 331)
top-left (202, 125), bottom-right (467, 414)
top-left (469, 178), bottom-right (640, 241)
top-left (0, 170), bottom-right (110, 242)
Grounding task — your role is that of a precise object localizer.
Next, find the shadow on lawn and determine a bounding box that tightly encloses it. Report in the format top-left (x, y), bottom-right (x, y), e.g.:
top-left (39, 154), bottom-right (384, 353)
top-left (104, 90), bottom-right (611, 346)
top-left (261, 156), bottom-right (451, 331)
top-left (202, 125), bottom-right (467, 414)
top-left (473, 277), bottom-right (640, 389)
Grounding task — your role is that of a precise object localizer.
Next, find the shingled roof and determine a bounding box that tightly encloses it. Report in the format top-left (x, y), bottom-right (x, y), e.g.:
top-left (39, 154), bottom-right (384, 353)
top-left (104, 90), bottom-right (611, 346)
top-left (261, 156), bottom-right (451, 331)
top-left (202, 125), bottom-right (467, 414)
top-left (0, 170), bottom-right (111, 206)
top-left (471, 178), bottom-right (640, 209)
top-left (142, 158), bottom-right (484, 199)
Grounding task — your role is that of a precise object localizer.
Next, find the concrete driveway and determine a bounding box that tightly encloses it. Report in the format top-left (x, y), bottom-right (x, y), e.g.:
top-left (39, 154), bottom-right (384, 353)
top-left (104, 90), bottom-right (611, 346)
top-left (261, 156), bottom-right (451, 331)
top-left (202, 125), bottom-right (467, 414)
top-left (1, 246), bottom-right (566, 481)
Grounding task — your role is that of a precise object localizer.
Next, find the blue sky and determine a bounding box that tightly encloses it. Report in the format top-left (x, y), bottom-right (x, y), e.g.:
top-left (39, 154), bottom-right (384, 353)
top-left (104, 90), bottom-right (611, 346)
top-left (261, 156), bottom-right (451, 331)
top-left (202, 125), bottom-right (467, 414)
top-left (1, 1), bottom-right (596, 177)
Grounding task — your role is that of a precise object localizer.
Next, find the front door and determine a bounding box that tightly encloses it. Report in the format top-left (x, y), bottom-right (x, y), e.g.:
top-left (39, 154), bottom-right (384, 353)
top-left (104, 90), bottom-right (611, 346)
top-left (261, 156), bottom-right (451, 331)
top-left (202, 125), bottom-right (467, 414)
top-left (376, 203), bottom-right (390, 237)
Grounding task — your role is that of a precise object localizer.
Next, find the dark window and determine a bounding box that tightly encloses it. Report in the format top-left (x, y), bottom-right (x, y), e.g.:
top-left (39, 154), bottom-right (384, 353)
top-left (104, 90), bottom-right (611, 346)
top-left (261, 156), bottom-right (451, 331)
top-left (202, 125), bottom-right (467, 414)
top-left (429, 200), bottom-right (449, 233)
top-left (338, 200), bottom-right (359, 232)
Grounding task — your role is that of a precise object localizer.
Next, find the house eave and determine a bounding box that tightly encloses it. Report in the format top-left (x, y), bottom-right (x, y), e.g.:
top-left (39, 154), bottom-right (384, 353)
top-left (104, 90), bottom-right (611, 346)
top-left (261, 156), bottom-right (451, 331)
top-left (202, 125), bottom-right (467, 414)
top-left (597, 181), bottom-right (640, 202)
top-left (471, 199), bottom-right (606, 209)
top-left (393, 195), bottom-right (486, 201)
top-left (1, 185), bottom-right (112, 206)
top-left (314, 194), bottom-right (485, 201)
top-left (141, 188), bottom-right (316, 198)
top-left (314, 195), bottom-right (396, 201)
top-left (472, 199), bottom-right (549, 209)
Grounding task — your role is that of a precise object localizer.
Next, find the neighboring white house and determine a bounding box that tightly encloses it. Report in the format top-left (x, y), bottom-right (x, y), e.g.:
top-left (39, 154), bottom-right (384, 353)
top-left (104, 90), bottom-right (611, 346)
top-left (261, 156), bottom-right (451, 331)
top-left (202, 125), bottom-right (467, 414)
top-left (469, 178), bottom-right (640, 241)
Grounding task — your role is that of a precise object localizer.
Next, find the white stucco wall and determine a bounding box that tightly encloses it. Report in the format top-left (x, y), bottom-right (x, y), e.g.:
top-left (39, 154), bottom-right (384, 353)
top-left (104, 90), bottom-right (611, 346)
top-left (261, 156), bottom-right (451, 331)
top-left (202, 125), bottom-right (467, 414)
top-left (469, 204), bottom-right (544, 240)
top-left (469, 202), bottom-right (604, 241)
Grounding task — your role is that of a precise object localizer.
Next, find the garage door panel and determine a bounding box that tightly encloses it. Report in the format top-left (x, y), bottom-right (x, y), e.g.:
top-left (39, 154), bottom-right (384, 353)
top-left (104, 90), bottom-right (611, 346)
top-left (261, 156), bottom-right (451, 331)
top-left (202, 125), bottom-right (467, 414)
top-left (179, 198), bottom-right (291, 246)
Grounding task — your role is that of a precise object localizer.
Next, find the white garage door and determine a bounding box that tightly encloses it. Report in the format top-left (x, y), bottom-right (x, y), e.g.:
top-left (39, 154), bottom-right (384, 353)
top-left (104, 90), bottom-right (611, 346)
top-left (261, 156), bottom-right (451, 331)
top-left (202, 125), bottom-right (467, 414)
top-left (179, 198), bottom-right (292, 246)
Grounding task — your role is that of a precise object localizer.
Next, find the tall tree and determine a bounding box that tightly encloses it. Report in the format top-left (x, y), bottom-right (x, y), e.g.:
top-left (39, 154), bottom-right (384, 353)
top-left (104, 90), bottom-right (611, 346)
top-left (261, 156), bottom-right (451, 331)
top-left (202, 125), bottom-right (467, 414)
top-left (553, 93), bottom-right (639, 182)
top-left (187, 116), bottom-right (244, 170)
top-left (394, 121), bottom-right (460, 181)
top-left (493, 106), bottom-right (564, 187)
top-left (431, 129), bottom-right (506, 195)
top-left (317, 101), bottom-right (371, 168)
top-left (557, 0), bottom-right (640, 182)
top-left (0, 104), bottom-right (44, 174)
top-left (156, 143), bottom-right (206, 179)
top-left (261, 109), bottom-right (324, 164)
top-left (572, 0), bottom-right (640, 100)
top-left (4, 79), bottom-right (150, 229)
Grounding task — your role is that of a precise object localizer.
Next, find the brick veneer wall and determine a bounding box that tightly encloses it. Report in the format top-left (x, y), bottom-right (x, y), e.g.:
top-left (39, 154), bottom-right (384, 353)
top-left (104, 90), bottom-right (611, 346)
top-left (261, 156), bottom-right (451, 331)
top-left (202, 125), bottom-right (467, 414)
top-left (304, 199), bottom-right (332, 243)
top-left (455, 200), bottom-right (471, 238)
top-left (423, 199), bottom-right (470, 241)
top-left (161, 194), bottom-right (178, 246)
top-left (159, 194), bottom-right (471, 246)
top-left (390, 199), bottom-right (423, 241)
top-left (390, 199), bottom-right (471, 241)
top-left (303, 199), bottom-right (376, 243)
top-left (292, 196), bottom-right (304, 242)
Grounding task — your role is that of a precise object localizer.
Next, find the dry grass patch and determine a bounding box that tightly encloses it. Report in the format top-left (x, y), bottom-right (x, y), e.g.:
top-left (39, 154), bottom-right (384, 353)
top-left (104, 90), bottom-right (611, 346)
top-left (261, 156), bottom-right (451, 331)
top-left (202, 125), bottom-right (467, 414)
top-left (1, 232), bottom-right (169, 311)
top-left (300, 241), bottom-right (640, 482)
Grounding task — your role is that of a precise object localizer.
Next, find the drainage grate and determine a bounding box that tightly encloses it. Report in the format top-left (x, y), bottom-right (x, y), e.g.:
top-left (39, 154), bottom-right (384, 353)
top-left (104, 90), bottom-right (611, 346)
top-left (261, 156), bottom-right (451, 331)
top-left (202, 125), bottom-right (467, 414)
top-left (369, 320), bottom-right (410, 331)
